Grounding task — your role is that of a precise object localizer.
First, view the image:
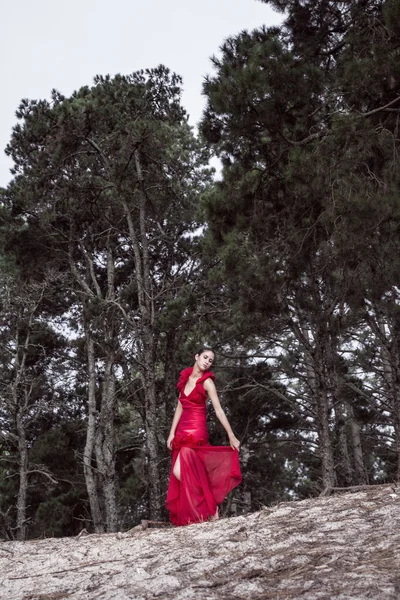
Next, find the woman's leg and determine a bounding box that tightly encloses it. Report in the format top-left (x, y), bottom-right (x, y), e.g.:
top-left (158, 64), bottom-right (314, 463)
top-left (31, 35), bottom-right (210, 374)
top-left (173, 452), bottom-right (181, 481)
top-left (209, 506), bottom-right (219, 521)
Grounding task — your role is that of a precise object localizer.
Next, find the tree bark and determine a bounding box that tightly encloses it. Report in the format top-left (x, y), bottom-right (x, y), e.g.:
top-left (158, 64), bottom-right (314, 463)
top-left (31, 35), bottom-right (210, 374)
top-left (142, 332), bottom-right (162, 520)
top-left (94, 236), bottom-right (118, 531)
top-left (374, 314), bottom-right (400, 481)
top-left (83, 327), bottom-right (104, 533)
top-left (315, 385), bottom-right (337, 489)
top-left (3, 281), bottom-right (54, 540)
top-left (348, 405), bottom-right (368, 485)
top-left (120, 150), bottom-right (162, 520)
top-left (13, 317), bottom-right (33, 540)
top-left (15, 410), bottom-right (28, 541)
top-left (95, 354), bottom-right (117, 531)
top-left (333, 402), bottom-right (353, 487)
top-left (74, 227), bottom-right (119, 533)
top-left (296, 321), bottom-right (336, 490)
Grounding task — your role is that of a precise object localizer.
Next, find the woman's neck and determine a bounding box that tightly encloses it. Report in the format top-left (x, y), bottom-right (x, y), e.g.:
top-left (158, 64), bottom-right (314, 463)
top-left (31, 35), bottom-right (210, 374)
top-left (191, 364), bottom-right (204, 378)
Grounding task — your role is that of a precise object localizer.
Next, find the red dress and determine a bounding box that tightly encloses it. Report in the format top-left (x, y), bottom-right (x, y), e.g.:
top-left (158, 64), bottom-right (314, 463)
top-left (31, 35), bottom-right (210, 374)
top-left (165, 367), bottom-right (242, 526)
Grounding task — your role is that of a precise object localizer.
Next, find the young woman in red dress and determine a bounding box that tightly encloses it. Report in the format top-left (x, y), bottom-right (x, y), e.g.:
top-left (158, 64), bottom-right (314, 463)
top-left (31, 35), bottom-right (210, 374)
top-left (165, 348), bottom-right (242, 526)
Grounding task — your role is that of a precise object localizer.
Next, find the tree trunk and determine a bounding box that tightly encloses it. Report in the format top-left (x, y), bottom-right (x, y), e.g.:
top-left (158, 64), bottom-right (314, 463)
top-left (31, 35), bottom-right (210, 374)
top-left (14, 325), bottom-right (31, 541)
top-left (162, 330), bottom-right (180, 441)
top-left (16, 411), bottom-right (28, 541)
top-left (94, 236), bottom-right (118, 532)
top-left (83, 328), bottom-right (104, 533)
top-left (95, 354), bottom-right (117, 531)
top-left (348, 405), bottom-right (368, 485)
top-left (375, 316), bottom-right (400, 481)
top-left (299, 323), bottom-right (336, 490)
top-left (315, 386), bottom-right (336, 489)
top-left (334, 402), bottom-right (353, 487)
top-left (143, 333), bottom-right (162, 520)
top-left (394, 403), bottom-right (400, 481)
top-left (121, 150), bottom-right (163, 520)
top-left (240, 445), bottom-right (252, 514)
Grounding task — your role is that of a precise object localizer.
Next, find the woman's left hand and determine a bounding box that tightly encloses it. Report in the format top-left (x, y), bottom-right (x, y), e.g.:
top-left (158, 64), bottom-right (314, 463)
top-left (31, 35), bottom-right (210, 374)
top-left (229, 433), bottom-right (240, 451)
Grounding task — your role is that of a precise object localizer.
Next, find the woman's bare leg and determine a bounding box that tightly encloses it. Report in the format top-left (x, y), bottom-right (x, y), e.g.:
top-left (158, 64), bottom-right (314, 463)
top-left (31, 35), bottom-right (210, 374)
top-left (210, 506), bottom-right (219, 521)
top-left (173, 452), bottom-right (181, 481)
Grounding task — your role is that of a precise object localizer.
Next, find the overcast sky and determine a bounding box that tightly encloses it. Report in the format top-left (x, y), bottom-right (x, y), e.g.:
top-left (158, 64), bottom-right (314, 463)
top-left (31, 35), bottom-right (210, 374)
top-left (1, 0), bottom-right (282, 187)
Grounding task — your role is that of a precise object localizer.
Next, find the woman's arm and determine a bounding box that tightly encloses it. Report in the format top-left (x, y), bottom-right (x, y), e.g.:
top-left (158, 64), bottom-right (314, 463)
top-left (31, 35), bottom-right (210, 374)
top-left (167, 400), bottom-right (183, 450)
top-left (204, 379), bottom-right (240, 451)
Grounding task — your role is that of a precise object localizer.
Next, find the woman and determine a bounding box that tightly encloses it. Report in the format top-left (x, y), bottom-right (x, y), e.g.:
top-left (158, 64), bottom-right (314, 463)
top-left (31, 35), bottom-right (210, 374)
top-left (165, 348), bottom-right (242, 526)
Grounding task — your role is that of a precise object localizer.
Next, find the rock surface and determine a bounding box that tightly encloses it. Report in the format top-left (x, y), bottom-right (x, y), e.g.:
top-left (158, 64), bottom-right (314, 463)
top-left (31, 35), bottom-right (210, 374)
top-left (1, 485), bottom-right (400, 599)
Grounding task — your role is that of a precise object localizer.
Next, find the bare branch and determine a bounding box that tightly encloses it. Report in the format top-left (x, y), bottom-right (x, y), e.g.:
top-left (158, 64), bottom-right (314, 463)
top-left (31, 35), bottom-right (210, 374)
top-left (361, 96), bottom-right (400, 117)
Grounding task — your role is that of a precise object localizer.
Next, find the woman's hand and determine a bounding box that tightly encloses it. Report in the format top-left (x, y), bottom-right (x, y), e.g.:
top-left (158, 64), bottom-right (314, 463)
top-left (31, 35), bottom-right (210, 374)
top-left (229, 433), bottom-right (240, 451)
top-left (167, 434), bottom-right (175, 451)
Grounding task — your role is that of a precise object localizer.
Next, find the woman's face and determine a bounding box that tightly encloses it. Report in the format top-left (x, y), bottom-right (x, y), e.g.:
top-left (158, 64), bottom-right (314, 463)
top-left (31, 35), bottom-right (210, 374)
top-left (195, 350), bottom-right (215, 371)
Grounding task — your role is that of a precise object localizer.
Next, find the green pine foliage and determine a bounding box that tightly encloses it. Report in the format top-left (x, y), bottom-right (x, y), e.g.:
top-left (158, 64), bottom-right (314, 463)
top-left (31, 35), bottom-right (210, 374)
top-left (201, 0), bottom-right (400, 494)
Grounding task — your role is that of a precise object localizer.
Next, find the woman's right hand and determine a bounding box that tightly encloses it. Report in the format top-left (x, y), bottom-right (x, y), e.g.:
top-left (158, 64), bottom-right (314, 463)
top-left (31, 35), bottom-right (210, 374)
top-left (229, 433), bottom-right (241, 451)
top-left (167, 434), bottom-right (174, 451)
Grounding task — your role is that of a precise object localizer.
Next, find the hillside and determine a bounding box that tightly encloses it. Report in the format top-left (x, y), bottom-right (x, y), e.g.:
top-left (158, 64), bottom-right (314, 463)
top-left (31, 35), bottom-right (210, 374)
top-left (1, 485), bottom-right (400, 600)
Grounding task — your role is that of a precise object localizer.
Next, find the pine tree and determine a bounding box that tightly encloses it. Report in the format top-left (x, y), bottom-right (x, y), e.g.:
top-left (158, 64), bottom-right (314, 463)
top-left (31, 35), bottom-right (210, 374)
top-left (201, 0), bottom-right (400, 490)
top-left (5, 67), bottom-right (212, 525)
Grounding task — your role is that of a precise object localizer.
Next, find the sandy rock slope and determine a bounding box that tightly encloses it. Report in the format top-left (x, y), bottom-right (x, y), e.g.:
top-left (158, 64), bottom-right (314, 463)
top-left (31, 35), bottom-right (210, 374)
top-left (1, 485), bottom-right (400, 599)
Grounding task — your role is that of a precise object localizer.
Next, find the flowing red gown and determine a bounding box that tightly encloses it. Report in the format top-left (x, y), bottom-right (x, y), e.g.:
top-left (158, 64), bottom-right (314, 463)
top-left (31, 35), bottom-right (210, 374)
top-left (165, 367), bottom-right (242, 526)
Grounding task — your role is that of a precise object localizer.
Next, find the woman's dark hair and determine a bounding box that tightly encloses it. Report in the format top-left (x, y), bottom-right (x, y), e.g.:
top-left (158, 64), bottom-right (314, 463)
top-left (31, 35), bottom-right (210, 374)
top-left (197, 347), bottom-right (215, 356)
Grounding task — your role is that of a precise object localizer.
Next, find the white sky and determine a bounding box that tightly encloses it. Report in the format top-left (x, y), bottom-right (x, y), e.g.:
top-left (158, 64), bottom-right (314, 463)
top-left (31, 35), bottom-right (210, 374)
top-left (1, 0), bottom-right (282, 188)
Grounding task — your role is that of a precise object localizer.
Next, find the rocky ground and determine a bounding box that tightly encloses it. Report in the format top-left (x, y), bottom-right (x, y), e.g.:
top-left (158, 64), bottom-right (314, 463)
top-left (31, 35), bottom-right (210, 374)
top-left (1, 484), bottom-right (400, 600)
